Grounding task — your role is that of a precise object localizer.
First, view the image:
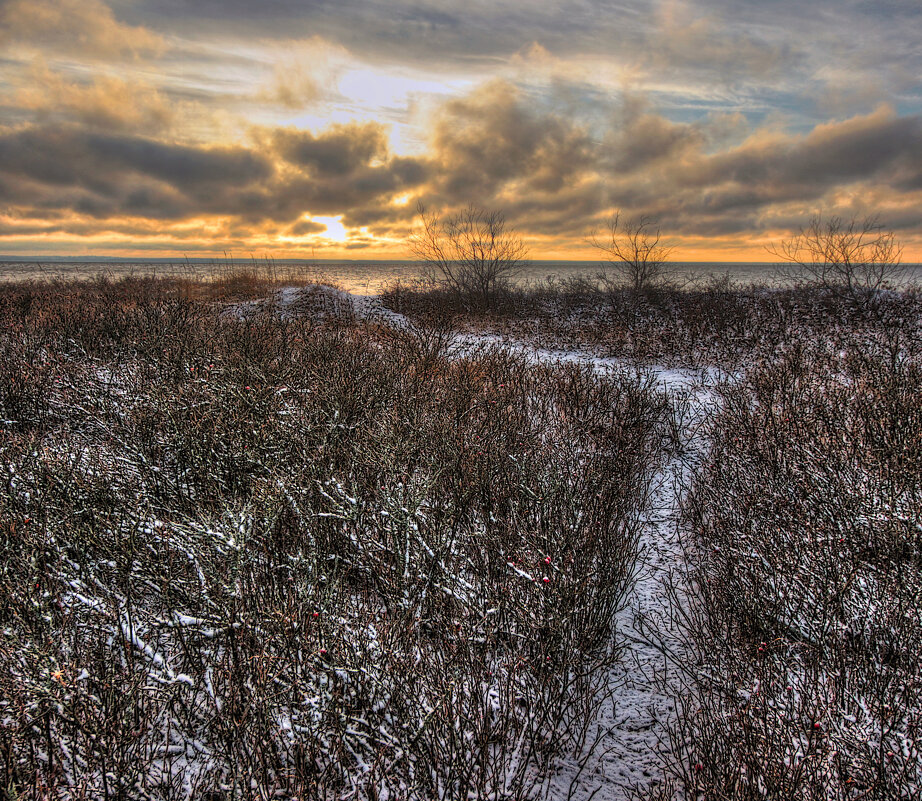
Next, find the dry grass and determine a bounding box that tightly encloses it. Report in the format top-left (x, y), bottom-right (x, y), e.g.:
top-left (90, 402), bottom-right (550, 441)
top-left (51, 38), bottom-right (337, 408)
top-left (5, 273), bottom-right (920, 799)
top-left (382, 277), bottom-right (922, 369)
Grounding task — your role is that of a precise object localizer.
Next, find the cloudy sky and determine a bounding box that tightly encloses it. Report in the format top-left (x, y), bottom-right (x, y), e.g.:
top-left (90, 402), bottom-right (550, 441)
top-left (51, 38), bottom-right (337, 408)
top-left (1, 0), bottom-right (921, 260)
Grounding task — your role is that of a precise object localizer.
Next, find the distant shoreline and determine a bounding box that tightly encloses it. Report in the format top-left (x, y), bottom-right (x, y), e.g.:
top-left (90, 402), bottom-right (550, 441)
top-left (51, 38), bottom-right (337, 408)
top-left (3, 258), bottom-right (921, 295)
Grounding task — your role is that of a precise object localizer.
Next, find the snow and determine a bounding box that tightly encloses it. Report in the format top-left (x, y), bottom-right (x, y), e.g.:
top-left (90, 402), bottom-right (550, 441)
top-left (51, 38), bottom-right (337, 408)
top-left (17, 284), bottom-right (730, 799)
top-left (332, 288), bottom-right (722, 800)
top-left (545, 365), bottom-right (716, 800)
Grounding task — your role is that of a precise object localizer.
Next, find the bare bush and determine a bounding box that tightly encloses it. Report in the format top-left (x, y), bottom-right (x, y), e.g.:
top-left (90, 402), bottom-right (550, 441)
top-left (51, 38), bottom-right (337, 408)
top-left (768, 214), bottom-right (905, 297)
top-left (0, 276), bottom-right (667, 799)
top-left (661, 343), bottom-right (922, 800)
top-left (409, 203), bottom-right (529, 308)
top-left (590, 212), bottom-right (674, 292)
top-left (383, 279), bottom-right (922, 371)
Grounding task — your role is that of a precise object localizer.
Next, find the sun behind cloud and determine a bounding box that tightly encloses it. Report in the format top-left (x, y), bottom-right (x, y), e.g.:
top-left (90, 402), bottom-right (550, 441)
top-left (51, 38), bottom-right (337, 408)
top-left (0, 0), bottom-right (921, 260)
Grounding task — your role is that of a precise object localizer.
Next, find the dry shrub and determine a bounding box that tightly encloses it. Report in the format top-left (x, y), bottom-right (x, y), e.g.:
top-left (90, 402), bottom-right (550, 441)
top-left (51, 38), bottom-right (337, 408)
top-left (659, 343), bottom-right (922, 800)
top-left (382, 280), bottom-right (922, 369)
top-left (0, 276), bottom-right (669, 800)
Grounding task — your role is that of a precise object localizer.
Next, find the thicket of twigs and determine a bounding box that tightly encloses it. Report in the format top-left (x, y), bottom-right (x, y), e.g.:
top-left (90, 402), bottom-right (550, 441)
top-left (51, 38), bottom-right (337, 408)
top-left (0, 276), bottom-right (670, 799)
top-left (659, 340), bottom-right (922, 799)
top-left (382, 277), bottom-right (922, 368)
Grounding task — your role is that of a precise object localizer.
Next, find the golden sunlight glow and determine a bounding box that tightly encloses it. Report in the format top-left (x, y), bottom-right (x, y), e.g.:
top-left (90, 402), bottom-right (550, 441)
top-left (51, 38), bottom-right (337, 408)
top-left (2, 0), bottom-right (921, 262)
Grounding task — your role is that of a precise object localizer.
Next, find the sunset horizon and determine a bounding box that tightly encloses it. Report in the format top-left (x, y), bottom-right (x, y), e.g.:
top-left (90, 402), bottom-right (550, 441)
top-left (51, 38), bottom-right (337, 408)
top-left (2, 0), bottom-right (921, 261)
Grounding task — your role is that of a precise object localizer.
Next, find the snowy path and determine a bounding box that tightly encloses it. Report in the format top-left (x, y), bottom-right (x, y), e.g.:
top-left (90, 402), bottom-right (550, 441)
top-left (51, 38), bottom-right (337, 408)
top-left (556, 397), bottom-right (713, 800)
top-left (345, 291), bottom-right (717, 800)
top-left (528, 364), bottom-right (714, 800)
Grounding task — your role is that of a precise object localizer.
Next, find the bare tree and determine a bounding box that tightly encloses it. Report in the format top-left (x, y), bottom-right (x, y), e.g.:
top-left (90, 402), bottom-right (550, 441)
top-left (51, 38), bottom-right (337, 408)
top-left (768, 214), bottom-right (904, 296)
top-left (409, 203), bottom-right (529, 307)
top-left (590, 212), bottom-right (673, 292)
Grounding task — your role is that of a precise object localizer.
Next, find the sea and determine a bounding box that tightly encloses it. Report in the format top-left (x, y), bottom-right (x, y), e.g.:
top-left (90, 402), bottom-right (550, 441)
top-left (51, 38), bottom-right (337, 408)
top-left (0, 259), bottom-right (920, 295)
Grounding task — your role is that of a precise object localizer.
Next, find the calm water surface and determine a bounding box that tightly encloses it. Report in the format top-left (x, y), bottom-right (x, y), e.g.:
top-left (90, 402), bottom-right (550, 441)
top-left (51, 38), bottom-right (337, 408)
top-left (1, 259), bottom-right (919, 295)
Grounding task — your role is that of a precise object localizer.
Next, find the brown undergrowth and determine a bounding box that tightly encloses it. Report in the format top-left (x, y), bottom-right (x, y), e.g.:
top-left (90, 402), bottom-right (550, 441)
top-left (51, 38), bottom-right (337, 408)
top-left (0, 276), bottom-right (670, 799)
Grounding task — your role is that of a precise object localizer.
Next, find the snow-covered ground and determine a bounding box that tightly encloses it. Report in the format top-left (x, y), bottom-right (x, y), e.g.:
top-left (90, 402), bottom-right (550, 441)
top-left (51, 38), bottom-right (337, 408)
top-left (223, 284), bottom-right (727, 798)
top-left (533, 365), bottom-right (716, 800)
top-left (342, 288), bottom-right (720, 800)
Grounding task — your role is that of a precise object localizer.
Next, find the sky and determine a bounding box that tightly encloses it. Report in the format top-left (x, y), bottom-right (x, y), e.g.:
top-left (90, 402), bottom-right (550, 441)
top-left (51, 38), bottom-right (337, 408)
top-left (1, 0), bottom-right (921, 261)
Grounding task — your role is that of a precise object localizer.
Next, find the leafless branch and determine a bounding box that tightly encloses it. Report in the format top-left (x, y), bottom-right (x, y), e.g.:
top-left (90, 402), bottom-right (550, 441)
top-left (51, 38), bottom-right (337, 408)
top-left (767, 214), bottom-right (904, 296)
top-left (589, 212), bottom-right (674, 292)
top-left (409, 203), bottom-right (529, 307)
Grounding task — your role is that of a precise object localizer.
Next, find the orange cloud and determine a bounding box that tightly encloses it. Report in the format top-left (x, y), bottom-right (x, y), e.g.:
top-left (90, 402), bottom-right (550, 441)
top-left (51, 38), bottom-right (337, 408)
top-left (11, 64), bottom-right (174, 132)
top-left (0, 0), bottom-right (166, 60)
top-left (2, 83), bottom-right (922, 261)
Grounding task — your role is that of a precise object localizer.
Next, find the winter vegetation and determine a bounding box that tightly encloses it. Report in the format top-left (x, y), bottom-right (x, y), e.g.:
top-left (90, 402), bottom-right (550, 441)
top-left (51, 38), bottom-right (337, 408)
top-left (589, 213), bottom-right (674, 293)
top-left (0, 275), bottom-right (673, 798)
top-left (409, 204), bottom-right (530, 309)
top-left (665, 339), bottom-right (922, 800)
top-left (1, 238), bottom-right (920, 799)
top-left (385, 221), bottom-right (922, 800)
top-left (768, 214), bottom-right (906, 297)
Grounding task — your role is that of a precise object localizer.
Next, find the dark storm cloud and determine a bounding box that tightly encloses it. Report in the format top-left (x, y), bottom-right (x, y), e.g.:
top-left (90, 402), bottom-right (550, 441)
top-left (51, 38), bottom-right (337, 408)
top-left (424, 80), bottom-right (596, 203)
top-left (286, 219), bottom-right (327, 236)
top-left (688, 108), bottom-right (922, 201)
top-left (418, 81), bottom-right (708, 234)
top-left (644, 109), bottom-right (922, 236)
top-left (260, 122), bottom-right (429, 224)
top-left (0, 120), bottom-right (428, 227)
top-left (601, 96), bottom-right (709, 174)
top-left (3, 86), bottom-right (922, 246)
top-left (0, 126), bottom-right (273, 215)
top-left (273, 123), bottom-right (388, 176)
top-left (0, 125), bottom-right (273, 220)
top-left (420, 84), bottom-right (922, 237)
